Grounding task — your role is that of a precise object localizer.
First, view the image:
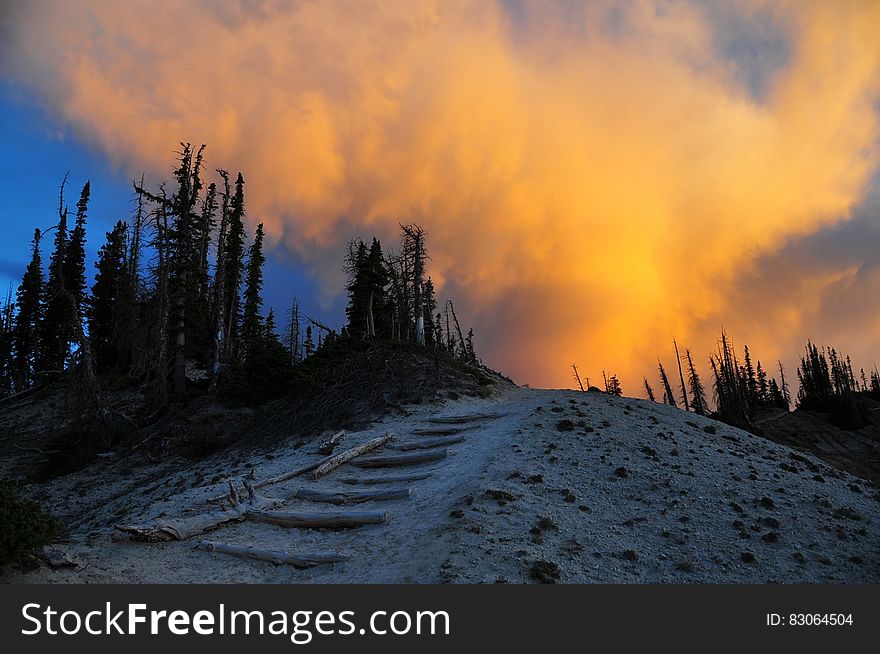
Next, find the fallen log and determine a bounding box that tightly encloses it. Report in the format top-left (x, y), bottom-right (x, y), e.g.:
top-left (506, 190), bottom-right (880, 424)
top-left (318, 430), bottom-right (346, 455)
top-left (387, 434), bottom-right (465, 451)
top-left (310, 433), bottom-right (394, 480)
top-left (412, 427), bottom-right (470, 436)
top-left (247, 509), bottom-right (387, 529)
top-left (294, 487), bottom-right (410, 504)
top-left (425, 412), bottom-right (504, 425)
top-left (196, 540), bottom-right (348, 568)
top-left (350, 449), bottom-right (448, 469)
top-left (117, 481), bottom-right (283, 541)
top-left (205, 433), bottom-right (392, 503)
top-left (340, 472), bottom-right (432, 485)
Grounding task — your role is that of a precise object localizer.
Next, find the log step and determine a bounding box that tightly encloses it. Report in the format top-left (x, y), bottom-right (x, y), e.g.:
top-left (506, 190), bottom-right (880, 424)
top-left (247, 509), bottom-right (387, 529)
top-left (412, 427), bottom-right (471, 436)
top-left (339, 472), bottom-right (432, 485)
top-left (294, 487), bottom-right (411, 504)
top-left (387, 434), bottom-right (465, 451)
top-left (196, 540), bottom-right (348, 568)
top-left (350, 449), bottom-right (448, 468)
top-left (425, 412), bottom-right (504, 425)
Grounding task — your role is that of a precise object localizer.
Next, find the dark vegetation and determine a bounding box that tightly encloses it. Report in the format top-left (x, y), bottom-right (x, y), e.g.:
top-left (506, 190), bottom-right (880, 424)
top-left (0, 144), bottom-right (501, 561)
top-left (0, 478), bottom-right (59, 566)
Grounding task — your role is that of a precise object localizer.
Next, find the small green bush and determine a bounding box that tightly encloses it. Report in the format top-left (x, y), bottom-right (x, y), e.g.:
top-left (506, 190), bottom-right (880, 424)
top-left (0, 478), bottom-right (59, 565)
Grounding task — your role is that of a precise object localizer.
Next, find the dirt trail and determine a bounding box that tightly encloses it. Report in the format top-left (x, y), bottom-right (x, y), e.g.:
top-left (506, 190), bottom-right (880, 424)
top-left (4, 388), bottom-right (878, 583)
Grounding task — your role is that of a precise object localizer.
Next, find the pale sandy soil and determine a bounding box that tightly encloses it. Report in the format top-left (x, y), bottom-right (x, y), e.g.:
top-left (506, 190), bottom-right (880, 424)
top-left (4, 387), bottom-right (878, 583)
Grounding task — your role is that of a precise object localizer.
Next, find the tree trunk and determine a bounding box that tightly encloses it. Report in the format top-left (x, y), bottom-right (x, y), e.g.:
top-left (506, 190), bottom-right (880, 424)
top-left (247, 509), bottom-right (387, 529)
top-left (196, 540), bottom-right (348, 568)
top-left (339, 472), bottom-right (431, 485)
top-left (293, 487), bottom-right (410, 504)
top-left (310, 433), bottom-right (394, 479)
top-left (386, 434), bottom-right (464, 450)
top-left (350, 449), bottom-right (448, 468)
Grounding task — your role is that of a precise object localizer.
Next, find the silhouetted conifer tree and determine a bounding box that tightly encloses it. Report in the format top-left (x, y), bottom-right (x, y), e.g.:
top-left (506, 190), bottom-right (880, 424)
top-left (13, 229), bottom-right (44, 388)
top-left (88, 221), bottom-right (129, 370)
top-left (643, 378), bottom-right (656, 402)
top-left (240, 222), bottom-right (266, 359)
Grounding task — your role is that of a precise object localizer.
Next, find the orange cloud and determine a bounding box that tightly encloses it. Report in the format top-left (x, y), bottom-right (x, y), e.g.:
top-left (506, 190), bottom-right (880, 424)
top-left (3, 0), bottom-right (879, 389)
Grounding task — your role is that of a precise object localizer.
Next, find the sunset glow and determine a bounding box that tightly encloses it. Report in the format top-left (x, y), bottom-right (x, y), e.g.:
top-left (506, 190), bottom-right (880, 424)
top-left (3, 0), bottom-right (879, 388)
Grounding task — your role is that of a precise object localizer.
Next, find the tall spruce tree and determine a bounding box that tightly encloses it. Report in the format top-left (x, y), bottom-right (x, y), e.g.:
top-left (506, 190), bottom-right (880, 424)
top-left (685, 348), bottom-right (707, 416)
top-left (42, 178), bottom-right (74, 373)
top-left (222, 172), bottom-right (246, 357)
top-left (88, 221), bottom-right (128, 370)
top-left (64, 181), bottom-right (89, 314)
top-left (13, 229), bottom-right (44, 388)
top-left (240, 222), bottom-right (265, 359)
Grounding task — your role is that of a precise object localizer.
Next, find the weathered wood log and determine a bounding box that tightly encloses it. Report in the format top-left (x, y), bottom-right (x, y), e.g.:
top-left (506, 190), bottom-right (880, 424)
top-left (196, 540), bottom-right (348, 568)
top-left (339, 472), bottom-right (432, 485)
top-left (387, 434), bottom-right (465, 451)
top-left (412, 427), bottom-right (470, 436)
top-left (310, 433), bottom-right (394, 480)
top-left (205, 434), bottom-right (391, 503)
top-left (117, 481), bottom-right (283, 541)
top-left (350, 449), bottom-right (448, 468)
top-left (425, 412), bottom-right (504, 425)
top-left (294, 487), bottom-right (410, 504)
top-left (247, 509), bottom-right (387, 529)
top-left (318, 430), bottom-right (346, 455)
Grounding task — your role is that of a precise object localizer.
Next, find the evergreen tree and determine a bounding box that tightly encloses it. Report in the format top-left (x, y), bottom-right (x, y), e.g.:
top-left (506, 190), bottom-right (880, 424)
top-left (285, 298), bottom-right (302, 364)
top-left (63, 180), bottom-right (89, 313)
top-left (743, 345), bottom-right (758, 407)
top-left (88, 221), bottom-right (128, 370)
top-left (304, 325), bottom-right (314, 357)
top-left (42, 180), bottom-right (75, 373)
top-left (643, 378), bottom-right (656, 402)
top-left (0, 287), bottom-right (14, 395)
top-left (685, 348), bottom-right (707, 416)
top-left (755, 360), bottom-right (769, 407)
top-left (240, 222), bottom-right (266, 358)
top-left (222, 172), bottom-right (247, 355)
top-left (12, 229), bottom-right (44, 388)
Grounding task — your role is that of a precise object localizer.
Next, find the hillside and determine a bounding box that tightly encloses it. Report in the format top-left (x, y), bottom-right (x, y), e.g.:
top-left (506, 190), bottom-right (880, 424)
top-left (754, 401), bottom-right (880, 485)
top-left (2, 385), bottom-right (877, 583)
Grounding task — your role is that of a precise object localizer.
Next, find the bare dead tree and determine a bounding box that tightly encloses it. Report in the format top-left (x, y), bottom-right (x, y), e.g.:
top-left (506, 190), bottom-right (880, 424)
top-left (572, 364), bottom-right (586, 392)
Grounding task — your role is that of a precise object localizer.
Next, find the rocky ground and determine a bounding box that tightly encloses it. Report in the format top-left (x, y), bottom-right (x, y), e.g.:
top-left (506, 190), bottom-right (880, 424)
top-left (3, 387), bottom-right (878, 583)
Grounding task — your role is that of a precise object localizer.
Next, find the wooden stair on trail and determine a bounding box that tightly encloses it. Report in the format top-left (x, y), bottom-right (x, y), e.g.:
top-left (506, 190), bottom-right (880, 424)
top-left (387, 434), bottom-right (465, 451)
top-left (425, 412), bottom-right (504, 425)
top-left (412, 426), bottom-right (472, 436)
top-left (197, 540), bottom-right (348, 568)
top-left (247, 509), bottom-right (387, 529)
top-left (339, 472), bottom-right (432, 485)
top-left (294, 487), bottom-right (411, 504)
top-left (350, 449), bottom-right (448, 469)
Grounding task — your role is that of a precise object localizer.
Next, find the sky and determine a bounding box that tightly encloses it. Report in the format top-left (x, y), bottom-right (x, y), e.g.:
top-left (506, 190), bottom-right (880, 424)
top-left (0, 0), bottom-right (878, 392)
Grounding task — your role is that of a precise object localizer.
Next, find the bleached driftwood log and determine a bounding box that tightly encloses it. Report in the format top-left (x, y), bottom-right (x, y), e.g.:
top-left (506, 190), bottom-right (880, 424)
top-left (310, 433), bottom-right (395, 480)
top-left (350, 449), bottom-right (448, 469)
top-left (387, 434), bottom-right (465, 451)
top-left (425, 413), bottom-right (504, 425)
top-left (412, 427), bottom-right (470, 436)
top-left (294, 487), bottom-right (410, 504)
top-left (117, 481), bottom-right (283, 541)
top-left (318, 430), bottom-right (346, 455)
top-left (339, 472), bottom-right (431, 485)
top-left (205, 434), bottom-right (391, 503)
top-left (196, 540), bottom-right (348, 568)
top-left (247, 509), bottom-right (387, 529)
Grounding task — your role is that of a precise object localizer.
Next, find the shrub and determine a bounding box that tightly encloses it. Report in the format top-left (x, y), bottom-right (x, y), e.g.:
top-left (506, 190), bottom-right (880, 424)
top-left (0, 478), bottom-right (59, 566)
